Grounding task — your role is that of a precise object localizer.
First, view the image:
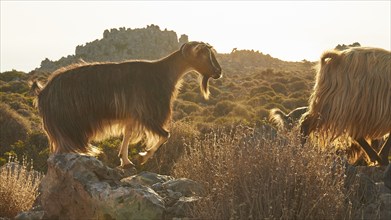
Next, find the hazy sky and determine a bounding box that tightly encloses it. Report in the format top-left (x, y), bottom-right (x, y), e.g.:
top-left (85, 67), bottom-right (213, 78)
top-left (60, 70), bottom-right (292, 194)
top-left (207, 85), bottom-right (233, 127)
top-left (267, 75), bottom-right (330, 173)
top-left (1, 1), bottom-right (390, 72)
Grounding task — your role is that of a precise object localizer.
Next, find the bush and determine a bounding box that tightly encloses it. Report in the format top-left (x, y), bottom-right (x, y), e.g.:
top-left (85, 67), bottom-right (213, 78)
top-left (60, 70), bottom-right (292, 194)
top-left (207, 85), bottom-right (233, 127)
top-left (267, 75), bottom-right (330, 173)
top-left (270, 82), bottom-right (288, 95)
top-left (0, 81), bottom-right (29, 94)
top-left (0, 70), bottom-right (27, 82)
top-left (213, 100), bottom-right (236, 117)
top-left (0, 156), bottom-right (43, 218)
top-left (173, 125), bottom-right (351, 219)
top-left (0, 103), bottom-right (31, 154)
top-left (142, 121), bottom-right (199, 174)
top-left (175, 100), bottom-right (202, 115)
top-left (9, 132), bottom-right (49, 172)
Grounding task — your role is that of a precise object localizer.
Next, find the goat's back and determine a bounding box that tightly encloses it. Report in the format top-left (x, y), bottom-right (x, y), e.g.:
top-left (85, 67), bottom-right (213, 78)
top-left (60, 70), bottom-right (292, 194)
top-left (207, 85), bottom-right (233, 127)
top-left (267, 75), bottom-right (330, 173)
top-left (37, 61), bottom-right (173, 153)
top-left (308, 47), bottom-right (391, 139)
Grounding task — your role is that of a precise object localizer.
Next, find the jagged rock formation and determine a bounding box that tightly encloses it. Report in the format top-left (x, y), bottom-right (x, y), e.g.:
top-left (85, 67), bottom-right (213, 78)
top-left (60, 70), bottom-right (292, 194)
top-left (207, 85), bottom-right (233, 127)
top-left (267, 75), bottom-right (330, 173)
top-left (15, 154), bottom-right (203, 220)
top-left (36, 25), bottom-right (189, 73)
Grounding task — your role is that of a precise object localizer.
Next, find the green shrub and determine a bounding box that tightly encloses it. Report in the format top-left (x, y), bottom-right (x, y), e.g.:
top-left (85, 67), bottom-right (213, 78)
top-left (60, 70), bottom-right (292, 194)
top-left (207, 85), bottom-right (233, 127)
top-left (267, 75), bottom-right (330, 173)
top-left (213, 100), bottom-right (236, 117)
top-left (9, 132), bottom-right (49, 172)
top-left (175, 100), bottom-right (202, 115)
top-left (271, 82), bottom-right (288, 95)
top-left (0, 70), bottom-right (27, 82)
top-left (0, 103), bottom-right (31, 154)
top-left (0, 81), bottom-right (30, 94)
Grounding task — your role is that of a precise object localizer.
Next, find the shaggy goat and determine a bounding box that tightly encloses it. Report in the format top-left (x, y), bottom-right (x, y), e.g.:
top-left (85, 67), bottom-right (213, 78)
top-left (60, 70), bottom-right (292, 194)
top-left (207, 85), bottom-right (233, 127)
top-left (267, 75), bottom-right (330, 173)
top-left (269, 106), bottom-right (308, 131)
top-left (32, 41), bottom-right (222, 167)
top-left (300, 47), bottom-right (391, 165)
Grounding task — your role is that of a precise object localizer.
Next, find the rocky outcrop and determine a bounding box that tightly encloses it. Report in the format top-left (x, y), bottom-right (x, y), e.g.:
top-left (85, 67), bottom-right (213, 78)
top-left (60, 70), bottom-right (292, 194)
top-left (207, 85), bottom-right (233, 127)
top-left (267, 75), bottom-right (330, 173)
top-left (36, 24), bottom-right (189, 73)
top-left (16, 153), bottom-right (203, 220)
top-left (345, 164), bottom-right (391, 220)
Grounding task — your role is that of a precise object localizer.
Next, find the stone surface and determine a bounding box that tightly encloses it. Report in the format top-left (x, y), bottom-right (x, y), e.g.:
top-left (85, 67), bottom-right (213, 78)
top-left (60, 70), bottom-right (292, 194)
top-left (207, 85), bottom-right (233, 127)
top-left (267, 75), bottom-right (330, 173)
top-left (384, 164), bottom-right (391, 189)
top-left (36, 25), bottom-right (189, 73)
top-left (346, 164), bottom-right (391, 220)
top-left (17, 153), bottom-right (203, 220)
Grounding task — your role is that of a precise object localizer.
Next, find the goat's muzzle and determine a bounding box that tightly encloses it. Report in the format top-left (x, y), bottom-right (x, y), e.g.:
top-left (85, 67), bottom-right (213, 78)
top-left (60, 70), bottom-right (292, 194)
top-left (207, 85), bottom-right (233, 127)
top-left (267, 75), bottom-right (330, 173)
top-left (212, 67), bottom-right (222, 79)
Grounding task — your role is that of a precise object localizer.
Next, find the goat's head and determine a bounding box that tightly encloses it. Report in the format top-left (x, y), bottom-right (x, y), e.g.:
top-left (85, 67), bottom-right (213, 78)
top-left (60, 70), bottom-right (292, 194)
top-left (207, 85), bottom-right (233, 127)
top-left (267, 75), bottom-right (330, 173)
top-left (181, 41), bottom-right (222, 99)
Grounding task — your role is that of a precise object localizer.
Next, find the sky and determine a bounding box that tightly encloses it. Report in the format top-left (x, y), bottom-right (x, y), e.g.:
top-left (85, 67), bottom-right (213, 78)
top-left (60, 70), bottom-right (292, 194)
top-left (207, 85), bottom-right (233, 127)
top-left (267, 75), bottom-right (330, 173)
top-left (1, 1), bottom-right (390, 72)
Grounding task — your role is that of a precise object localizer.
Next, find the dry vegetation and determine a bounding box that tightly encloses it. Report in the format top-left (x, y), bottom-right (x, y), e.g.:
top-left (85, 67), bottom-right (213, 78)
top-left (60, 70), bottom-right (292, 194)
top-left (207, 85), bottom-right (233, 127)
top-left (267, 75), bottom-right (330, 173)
top-left (0, 48), bottom-right (383, 219)
top-left (0, 156), bottom-right (43, 218)
top-left (172, 125), bottom-right (362, 219)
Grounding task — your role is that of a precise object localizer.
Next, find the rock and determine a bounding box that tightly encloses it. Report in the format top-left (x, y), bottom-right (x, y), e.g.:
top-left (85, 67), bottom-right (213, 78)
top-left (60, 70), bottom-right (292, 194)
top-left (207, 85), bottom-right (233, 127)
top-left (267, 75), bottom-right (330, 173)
top-left (18, 153), bottom-right (203, 220)
top-left (37, 154), bottom-right (165, 220)
top-left (121, 171), bottom-right (173, 187)
top-left (36, 25), bottom-right (189, 73)
top-left (384, 164), bottom-right (391, 189)
top-left (379, 194), bottom-right (391, 219)
top-left (345, 165), bottom-right (391, 220)
top-left (14, 211), bottom-right (45, 220)
top-left (162, 178), bottom-right (205, 197)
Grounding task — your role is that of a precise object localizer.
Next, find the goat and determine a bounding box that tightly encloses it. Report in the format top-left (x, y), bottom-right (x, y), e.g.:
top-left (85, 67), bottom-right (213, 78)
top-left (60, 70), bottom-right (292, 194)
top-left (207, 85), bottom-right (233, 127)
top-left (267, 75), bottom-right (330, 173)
top-left (269, 107), bottom-right (383, 165)
top-left (32, 41), bottom-right (222, 167)
top-left (300, 47), bottom-right (391, 165)
top-left (269, 106), bottom-right (308, 131)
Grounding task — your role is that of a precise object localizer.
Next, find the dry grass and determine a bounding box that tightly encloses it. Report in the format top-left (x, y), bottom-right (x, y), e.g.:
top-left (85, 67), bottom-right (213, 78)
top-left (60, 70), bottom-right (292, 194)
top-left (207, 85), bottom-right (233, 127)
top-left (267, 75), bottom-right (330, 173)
top-left (173, 124), bottom-right (356, 219)
top-left (0, 156), bottom-right (43, 218)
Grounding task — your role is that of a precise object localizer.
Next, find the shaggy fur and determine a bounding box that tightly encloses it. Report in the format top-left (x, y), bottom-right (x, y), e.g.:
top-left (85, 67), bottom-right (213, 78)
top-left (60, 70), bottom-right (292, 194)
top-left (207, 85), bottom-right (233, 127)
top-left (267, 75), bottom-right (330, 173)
top-left (33, 41), bottom-right (222, 166)
top-left (301, 47), bottom-right (391, 165)
top-left (269, 107), bottom-right (308, 131)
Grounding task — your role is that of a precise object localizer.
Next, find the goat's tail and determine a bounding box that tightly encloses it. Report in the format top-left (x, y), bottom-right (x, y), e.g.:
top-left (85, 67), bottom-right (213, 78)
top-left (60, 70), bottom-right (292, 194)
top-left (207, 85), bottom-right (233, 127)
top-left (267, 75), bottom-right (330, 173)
top-left (30, 80), bottom-right (43, 96)
top-left (269, 108), bottom-right (289, 130)
top-left (320, 50), bottom-right (341, 67)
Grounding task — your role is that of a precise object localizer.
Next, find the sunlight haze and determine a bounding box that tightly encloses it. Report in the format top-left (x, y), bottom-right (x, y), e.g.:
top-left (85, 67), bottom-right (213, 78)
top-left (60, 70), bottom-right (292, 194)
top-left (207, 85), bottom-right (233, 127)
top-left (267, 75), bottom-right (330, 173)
top-left (1, 1), bottom-right (390, 72)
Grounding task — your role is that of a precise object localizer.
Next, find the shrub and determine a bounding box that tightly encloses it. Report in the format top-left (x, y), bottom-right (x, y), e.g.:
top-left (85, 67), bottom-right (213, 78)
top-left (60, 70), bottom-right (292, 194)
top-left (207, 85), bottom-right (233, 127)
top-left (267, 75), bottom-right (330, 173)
top-left (10, 132), bottom-right (49, 172)
top-left (173, 125), bottom-right (351, 219)
top-left (213, 100), bottom-right (236, 117)
top-left (0, 81), bottom-right (30, 94)
top-left (270, 82), bottom-right (288, 95)
top-left (142, 121), bottom-right (199, 174)
top-left (0, 70), bottom-right (27, 82)
top-left (96, 137), bottom-right (123, 168)
top-left (0, 156), bottom-right (43, 218)
top-left (175, 100), bottom-right (202, 115)
top-left (0, 103), bottom-right (31, 154)
top-left (250, 85), bottom-right (272, 96)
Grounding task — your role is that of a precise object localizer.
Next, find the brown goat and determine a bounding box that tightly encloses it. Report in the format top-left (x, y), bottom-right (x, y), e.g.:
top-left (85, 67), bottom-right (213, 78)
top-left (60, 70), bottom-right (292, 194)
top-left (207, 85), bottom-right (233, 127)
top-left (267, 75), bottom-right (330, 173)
top-left (300, 47), bottom-right (391, 165)
top-left (32, 41), bottom-right (222, 167)
top-left (269, 106), bottom-right (384, 165)
top-left (269, 106), bottom-right (308, 131)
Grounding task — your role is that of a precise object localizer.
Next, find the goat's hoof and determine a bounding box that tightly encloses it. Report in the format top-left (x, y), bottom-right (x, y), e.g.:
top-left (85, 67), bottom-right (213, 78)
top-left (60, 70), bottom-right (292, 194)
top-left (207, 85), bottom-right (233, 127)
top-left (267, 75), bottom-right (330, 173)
top-left (122, 163), bottom-right (136, 169)
top-left (132, 154), bottom-right (148, 167)
top-left (138, 151), bottom-right (148, 157)
top-left (115, 163), bottom-right (137, 177)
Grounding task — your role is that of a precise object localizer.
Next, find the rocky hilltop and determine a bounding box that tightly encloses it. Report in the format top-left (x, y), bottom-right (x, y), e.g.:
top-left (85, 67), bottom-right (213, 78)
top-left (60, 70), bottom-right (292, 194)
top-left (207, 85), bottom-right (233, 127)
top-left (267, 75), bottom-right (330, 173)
top-left (36, 24), bottom-right (189, 73)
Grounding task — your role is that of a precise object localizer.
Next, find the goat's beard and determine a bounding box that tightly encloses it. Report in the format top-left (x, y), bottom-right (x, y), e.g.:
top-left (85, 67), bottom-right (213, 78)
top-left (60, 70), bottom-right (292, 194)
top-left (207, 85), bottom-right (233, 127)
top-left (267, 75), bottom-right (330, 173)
top-left (200, 76), bottom-right (210, 100)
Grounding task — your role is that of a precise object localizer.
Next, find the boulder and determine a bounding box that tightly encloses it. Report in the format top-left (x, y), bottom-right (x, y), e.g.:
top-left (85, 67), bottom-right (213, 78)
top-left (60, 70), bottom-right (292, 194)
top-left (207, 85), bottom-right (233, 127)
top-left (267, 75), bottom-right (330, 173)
top-left (384, 164), bottom-right (391, 190)
top-left (345, 164), bottom-right (391, 220)
top-left (16, 153), bottom-right (203, 220)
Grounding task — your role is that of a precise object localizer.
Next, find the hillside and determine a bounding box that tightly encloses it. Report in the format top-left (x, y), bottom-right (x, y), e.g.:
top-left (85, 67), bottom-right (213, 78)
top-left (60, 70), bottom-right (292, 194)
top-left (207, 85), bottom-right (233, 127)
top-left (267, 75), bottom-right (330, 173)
top-left (36, 24), bottom-right (189, 73)
top-left (0, 25), bottom-right (314, 169)
top-left (2, 25), bottom-right (390, 220)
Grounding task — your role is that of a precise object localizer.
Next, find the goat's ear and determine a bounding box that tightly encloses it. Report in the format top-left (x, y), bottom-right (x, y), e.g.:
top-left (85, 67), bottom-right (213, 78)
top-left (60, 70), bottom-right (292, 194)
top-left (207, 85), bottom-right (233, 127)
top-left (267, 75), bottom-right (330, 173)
top-left (181, 42), bottom-right (206, 58)
top-left (191, 44), bottom-right (205, 56)
top-left (181, 42), bottom-right (192, 58)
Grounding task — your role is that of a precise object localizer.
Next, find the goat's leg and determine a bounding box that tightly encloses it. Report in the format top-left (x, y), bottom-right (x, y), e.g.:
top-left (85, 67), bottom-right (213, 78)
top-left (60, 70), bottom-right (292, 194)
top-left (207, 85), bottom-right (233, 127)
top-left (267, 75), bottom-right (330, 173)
top-left (357, 138), bottom-right (383, 165)
top-left (379, 136), bottom-right (391, 165)
top-left (138, 132), bottom-right (170, 165)
top-left (118, 130), bottom-right (133, 168)
top-left (300, 116), bottom-right (311, 146)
